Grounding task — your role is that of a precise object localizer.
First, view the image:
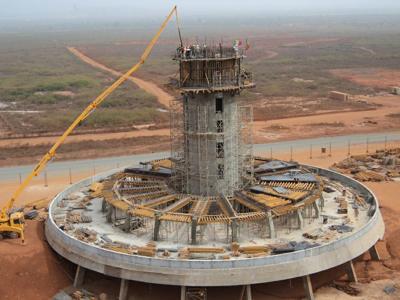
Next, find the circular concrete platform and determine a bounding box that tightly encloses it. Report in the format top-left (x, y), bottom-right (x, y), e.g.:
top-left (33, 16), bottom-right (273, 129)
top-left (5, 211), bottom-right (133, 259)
top-left (45, 164), bottom-right (384, 287)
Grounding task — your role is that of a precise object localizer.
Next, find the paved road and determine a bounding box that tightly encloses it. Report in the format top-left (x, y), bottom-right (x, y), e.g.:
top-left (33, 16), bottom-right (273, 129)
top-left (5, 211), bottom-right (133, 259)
top-left (254, 130), bottom-right (400, 152)
top-left (1, 131), bottom-right (399, 182)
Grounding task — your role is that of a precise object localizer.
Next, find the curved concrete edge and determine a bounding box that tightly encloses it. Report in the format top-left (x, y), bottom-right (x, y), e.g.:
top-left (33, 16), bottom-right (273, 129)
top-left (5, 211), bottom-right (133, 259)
top-left (45, 165), bottom-right (385, 286)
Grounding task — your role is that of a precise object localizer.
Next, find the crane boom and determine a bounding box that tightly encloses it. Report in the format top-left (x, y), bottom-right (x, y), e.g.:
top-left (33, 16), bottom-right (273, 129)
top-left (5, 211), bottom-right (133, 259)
top-left (2, 5), bottom-right (179, 214)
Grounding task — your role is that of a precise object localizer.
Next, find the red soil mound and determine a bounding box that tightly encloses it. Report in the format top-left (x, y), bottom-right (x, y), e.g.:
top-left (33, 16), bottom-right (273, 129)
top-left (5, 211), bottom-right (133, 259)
top-left (0, 220), bottom-right (72, 300)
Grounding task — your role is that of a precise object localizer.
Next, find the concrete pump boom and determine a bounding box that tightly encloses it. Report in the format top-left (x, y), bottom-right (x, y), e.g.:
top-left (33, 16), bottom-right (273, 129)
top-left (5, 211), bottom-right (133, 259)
top-left (0, 5), bottom-right (180, 221)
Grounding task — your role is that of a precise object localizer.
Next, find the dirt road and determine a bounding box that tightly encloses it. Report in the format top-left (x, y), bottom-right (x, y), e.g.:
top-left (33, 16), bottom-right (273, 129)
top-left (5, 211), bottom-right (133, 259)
top-left (254, 94), bottom-right (400, 142)
top-left (0, 128), bottom-right (170, 147)
top-left (67, 47), bottom-right (173, 108)
top-left (2, 94), bottom-right (399, 150)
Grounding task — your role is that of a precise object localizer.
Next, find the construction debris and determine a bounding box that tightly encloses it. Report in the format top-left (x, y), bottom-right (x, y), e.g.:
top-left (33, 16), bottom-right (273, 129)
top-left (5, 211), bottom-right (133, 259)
top-left (67, 212), bottom-right (92, 224)
top-left (74, 227), bottom-right (97, 243)
top-left (332, 148), bottom-right (400, 181)
top-left (330, 281), bottom-right (360, 296)
top-left (303, 232), bottom-right (319, 240)
top-left (383, 284), bottom-right (397, 295)
top-left (138, 246), bottom-right (156, 257)
top-left (271, 241), bottom-right (319, 254)
top-left (187, 247), bottom-right (225, 254)
top-left (337, 198), bottom-right (348, 214)
top-left (231, 242), bottom-right (240, 257)
top-left (354, 170), bottom-right (386, 182)
top-left (102, 242), bottom-right (136, 255)
top-left (329, 224), bottom-right (353, 233)
top-left (70, 289), bottom-right (96, 300)
top-left (24, 209), bottom-right (39, 220)
top-left (238, 245), bottom-right (270, 255)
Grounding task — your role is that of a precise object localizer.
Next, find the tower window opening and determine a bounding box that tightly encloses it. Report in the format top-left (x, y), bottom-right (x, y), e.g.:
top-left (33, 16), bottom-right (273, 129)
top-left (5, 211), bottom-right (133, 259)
top-left (218, 164), bottom-right (224, 179)
top-left (216, 97), bottom-right (223, 113)
top-left (217, 120), bottom-right (224, 133)
top-left (216, 142), bottom-right (224, 158)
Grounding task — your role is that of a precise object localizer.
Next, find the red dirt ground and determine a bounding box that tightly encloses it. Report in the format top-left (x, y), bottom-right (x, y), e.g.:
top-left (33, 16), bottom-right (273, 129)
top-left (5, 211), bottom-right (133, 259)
top-left (0, 220), bottom-right (73, 300)
top-left (330, 68), bottom-right (400, 89)
top-left (1, 144), bottom-right (400, 299)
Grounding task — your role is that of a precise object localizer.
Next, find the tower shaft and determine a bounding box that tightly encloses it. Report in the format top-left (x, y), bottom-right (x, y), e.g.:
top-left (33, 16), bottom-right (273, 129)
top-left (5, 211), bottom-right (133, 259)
top-left (183, 92), bottom-right (240, 195)
top-left (172, 43), bottom-right (255, 196)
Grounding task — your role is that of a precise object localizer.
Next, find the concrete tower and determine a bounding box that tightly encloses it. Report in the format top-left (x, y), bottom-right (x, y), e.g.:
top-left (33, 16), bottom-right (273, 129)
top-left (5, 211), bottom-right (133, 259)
top-left (172, 42), bottom-right (255, 196)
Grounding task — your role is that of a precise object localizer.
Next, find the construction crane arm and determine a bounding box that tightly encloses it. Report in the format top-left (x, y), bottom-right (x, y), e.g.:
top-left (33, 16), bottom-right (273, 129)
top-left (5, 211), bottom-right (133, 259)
top-left (3, 5), bottom-right (180, 213)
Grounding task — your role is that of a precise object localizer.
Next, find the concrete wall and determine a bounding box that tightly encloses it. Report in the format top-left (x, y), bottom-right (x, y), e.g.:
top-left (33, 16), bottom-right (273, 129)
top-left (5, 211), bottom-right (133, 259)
top-left (329, 91), bottom-right (349, 101)
top-left (46, 165), bottom-right (385, 287)
top-left (182, 92), bottom-right (240, 196)
top-left (391, 87), bottom-right (400, 95)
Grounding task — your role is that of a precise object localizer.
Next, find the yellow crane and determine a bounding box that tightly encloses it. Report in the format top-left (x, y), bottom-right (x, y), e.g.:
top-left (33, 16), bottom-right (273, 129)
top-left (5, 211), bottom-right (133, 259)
top-left (0, 6), bottom-right (182, 243)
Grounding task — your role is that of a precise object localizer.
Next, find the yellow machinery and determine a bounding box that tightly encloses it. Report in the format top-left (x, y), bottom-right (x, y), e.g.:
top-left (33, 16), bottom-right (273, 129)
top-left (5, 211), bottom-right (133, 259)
top-left (0, 6), bottom-right (182, 243)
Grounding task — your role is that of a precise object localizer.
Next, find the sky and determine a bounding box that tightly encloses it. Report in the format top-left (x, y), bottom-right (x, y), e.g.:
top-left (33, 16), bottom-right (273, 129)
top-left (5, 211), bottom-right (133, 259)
top-left (1, 0), bottom-right (400, 22)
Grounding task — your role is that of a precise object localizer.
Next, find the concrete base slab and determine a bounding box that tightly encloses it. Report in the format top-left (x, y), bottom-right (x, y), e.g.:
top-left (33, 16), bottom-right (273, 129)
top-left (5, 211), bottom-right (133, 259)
top-left (45, 165), bottom-right (385, 287)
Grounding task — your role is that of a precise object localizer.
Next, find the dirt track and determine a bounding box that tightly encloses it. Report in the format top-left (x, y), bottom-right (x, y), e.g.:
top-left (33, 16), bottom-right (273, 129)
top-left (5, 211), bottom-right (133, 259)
top-left (67, 47), bottom-right (173, 108)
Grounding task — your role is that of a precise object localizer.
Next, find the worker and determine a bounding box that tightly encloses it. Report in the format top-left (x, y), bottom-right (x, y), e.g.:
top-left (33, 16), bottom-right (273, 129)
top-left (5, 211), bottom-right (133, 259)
top-left (353, 203), bottom-right (359, 218)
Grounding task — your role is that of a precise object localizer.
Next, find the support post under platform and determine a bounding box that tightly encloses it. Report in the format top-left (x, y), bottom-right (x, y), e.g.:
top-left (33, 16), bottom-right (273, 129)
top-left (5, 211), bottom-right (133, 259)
top-left (313, 201), bottom-right (320, 218)
top-left (302, 275), bottom-right (314, 300)
top-left (245, 284), bottom-right (252, 300)
top-left (369, 244), bottom-right (381, 261)
top-left (153, 213), bottom-right (161, 241)
top-left (267, 211), bottom-right (276, 238)
top-left (73, 265), bottom-right (86, 288)
top-left (297, 209), bottom-right (304, 229)
top-left (119, 279), bottom-right (129, 300)
top-left (231, 220), bottom-right (238, 242)
top-left (344, 260), bottom-right (358, 283)
top-left (191, 217), bottom-right (198, 245)
top-left (181, 286), bottom-right (186, 300)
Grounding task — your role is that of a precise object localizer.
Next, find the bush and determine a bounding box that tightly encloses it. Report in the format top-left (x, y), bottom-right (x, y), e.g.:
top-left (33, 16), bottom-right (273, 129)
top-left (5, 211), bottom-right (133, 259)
top-left (35, 79), bottom-right (92, 92)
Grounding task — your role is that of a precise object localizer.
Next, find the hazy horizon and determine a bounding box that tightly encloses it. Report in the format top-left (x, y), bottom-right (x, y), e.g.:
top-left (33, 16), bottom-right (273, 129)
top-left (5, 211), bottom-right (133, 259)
top-left (2, 0), bottom-right (400, 24)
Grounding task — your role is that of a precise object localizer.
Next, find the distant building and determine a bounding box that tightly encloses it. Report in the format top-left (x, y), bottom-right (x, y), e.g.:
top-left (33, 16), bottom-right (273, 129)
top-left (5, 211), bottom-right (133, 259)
top-left (329, 91), bottom-right (350, 101)
top-left (391, 87), bottom-right (400, 95)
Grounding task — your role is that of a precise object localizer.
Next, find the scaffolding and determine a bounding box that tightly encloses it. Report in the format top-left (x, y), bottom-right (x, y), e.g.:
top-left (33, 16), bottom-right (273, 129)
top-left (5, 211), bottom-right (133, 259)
top-left (239, 105), bottom-right (254, 188)
top-left (170, 96), bottom-right (253, 196)
top-left (96, 164), bottom-right (326, 245)
top-left (170, 97), bottom-right (184, 191)
top-left (174, 44), bottom-right (254, 92)
top-left (170, 43), bottom-right (255, 197)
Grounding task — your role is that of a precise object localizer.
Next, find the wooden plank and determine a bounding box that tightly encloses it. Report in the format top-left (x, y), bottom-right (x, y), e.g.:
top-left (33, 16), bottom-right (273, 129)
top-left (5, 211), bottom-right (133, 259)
top-left (218, 195), bottom-right (237, 217)
top-left (162, 197), bottom-right (192, 212)
top-left (143, 194), bottom-right (178, 208)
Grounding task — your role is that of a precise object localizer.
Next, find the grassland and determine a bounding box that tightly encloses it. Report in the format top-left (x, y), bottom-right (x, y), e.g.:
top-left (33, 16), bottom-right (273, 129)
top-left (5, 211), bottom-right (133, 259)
top-left (0, 31), bottom-right (165, 136)
top-left (1, 15), bottom-right (400, 137)
top-left (75, 16), bottom-right (400, 98)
